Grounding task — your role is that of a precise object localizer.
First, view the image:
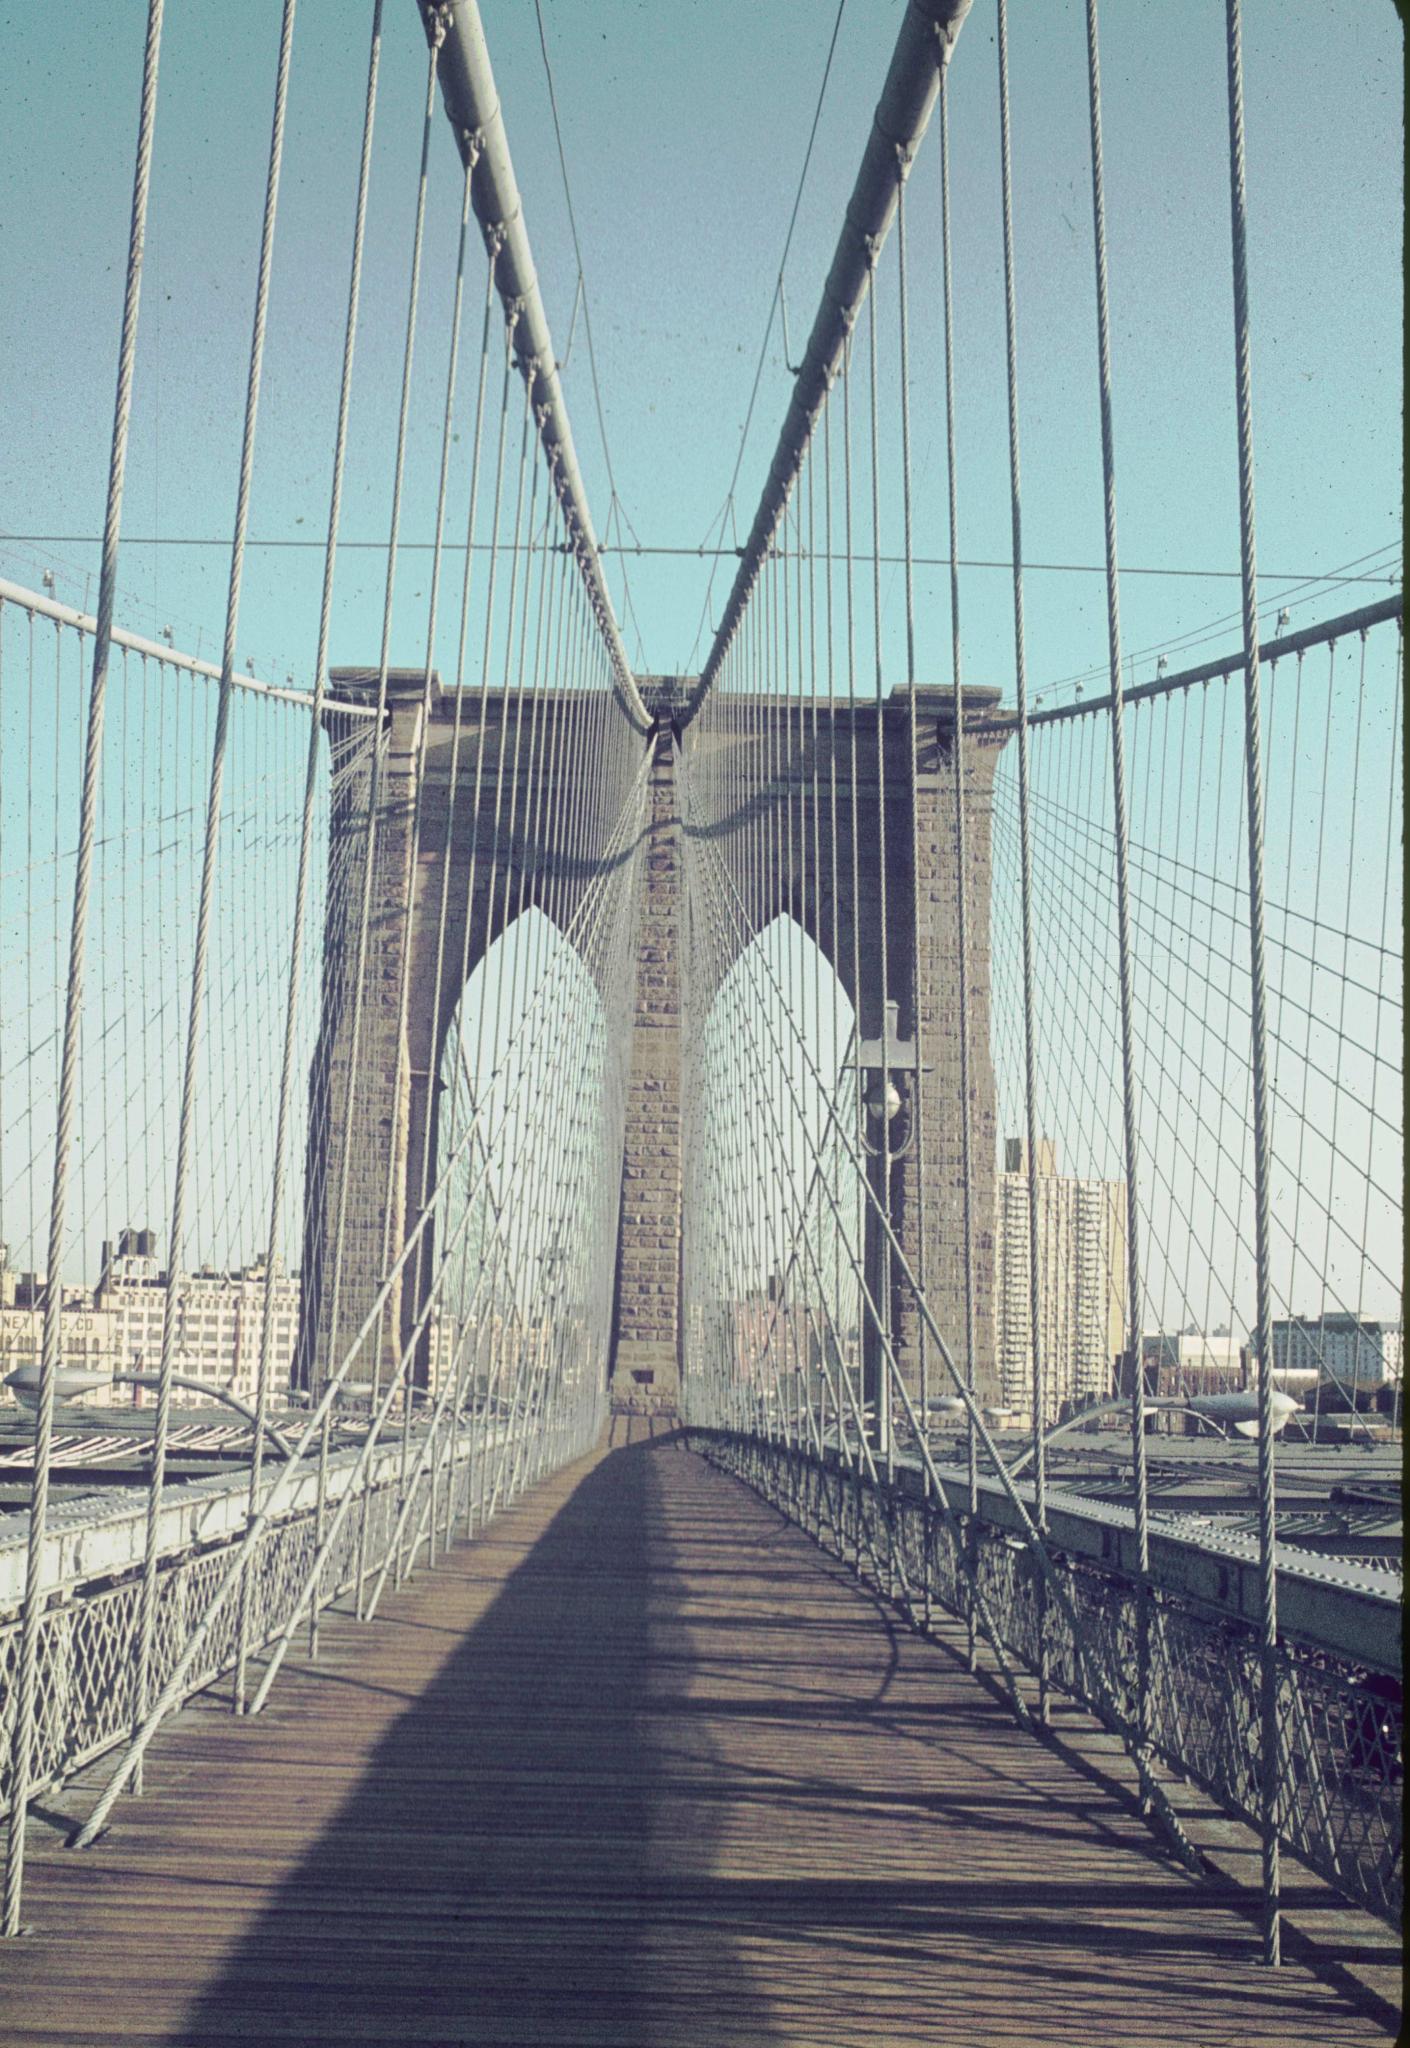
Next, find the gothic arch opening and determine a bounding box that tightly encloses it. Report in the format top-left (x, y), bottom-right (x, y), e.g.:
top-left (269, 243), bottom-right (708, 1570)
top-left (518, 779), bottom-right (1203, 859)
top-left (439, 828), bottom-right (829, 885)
top-left (432, 907), bottom-right (614, 1416)
top-left (683, 914), bottom-right (862, 1425)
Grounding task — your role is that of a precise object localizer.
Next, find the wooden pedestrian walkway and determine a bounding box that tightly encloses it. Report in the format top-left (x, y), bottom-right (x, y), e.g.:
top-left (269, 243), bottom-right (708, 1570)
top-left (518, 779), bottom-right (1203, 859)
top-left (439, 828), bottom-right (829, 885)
top-left (0, 1428), bottom-right (1397, 2046)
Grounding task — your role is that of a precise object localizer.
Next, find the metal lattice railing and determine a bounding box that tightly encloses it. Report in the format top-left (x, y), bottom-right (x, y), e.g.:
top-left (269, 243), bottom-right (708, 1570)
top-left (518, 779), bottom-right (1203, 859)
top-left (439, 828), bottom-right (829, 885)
top-left (696, 1431), bottom-right (1402, 1927)
top-left (0, 1428), bottom-right (493, 1819)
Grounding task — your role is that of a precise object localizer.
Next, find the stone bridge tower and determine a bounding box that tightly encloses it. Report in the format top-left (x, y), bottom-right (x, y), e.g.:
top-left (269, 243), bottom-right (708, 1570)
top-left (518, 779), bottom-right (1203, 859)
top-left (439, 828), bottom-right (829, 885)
top-left (298, 672), bottom-right (1006, 1416)
top-left (677, 685), bottom-right (1008, 1409)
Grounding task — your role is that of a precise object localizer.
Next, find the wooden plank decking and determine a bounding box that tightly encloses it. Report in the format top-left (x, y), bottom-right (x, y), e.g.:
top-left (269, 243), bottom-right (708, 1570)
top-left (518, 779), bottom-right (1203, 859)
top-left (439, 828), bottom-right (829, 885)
top-left (0, 1426), bottom-right (1397, 2046)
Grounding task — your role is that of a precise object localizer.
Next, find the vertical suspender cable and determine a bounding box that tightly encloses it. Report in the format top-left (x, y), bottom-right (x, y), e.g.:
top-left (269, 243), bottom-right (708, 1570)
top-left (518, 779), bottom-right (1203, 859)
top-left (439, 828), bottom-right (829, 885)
top-left (1, 0), bottom-right (166, 1941)
top-left (451, 336), bottom-right (512, 1508)
top-left (841, 338), bottom-right (865, 1473)
top-left (133, 0), bottom-right (297, 1776)
top-left (1082, 0), bottom-right (1151, 1770)
top-left (325, 14), bottom-right (444, 1395)
top-left (894, 146), bottom-right (934, 1518)
top-left (234, 0), bottom-right (386, 1716)
top-left (865, 275), bottom-right (894, 1485)
top-left (995, 0), bottom-right (1048, 1696)
top-left (424, 247), bottom-right (497, 1549)
top-left (468, 376), bottom-right (531, 1503)
top-left (377, 143), bottom-right (478, 1582)
top-left (479, 413), bottom-right (543, 1512)
top-left (456, 338), bottom-right (512, 1084)
top-left (414, 245), bottom-right (497, 1431)
top-left (1221, 0), bottom-right (1280, 1969)
top-left (821, 394), bottom-right (848, 1458)
top-left (933, 71), bottom-right (988, 1676)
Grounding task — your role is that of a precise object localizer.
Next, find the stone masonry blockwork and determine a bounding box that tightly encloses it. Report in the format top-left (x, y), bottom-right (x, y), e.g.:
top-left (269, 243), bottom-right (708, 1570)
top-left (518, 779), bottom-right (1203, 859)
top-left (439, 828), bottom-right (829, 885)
top-left (302, 675), bottom-right (1004, 1420)
top-left (608, 728), bottom-right (683, 1410)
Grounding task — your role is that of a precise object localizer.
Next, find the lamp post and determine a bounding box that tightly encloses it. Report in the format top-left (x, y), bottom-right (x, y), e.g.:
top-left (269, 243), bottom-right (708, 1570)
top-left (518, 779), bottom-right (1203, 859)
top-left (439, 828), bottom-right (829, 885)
top-left (850, 998), bottom-right (925, 1464)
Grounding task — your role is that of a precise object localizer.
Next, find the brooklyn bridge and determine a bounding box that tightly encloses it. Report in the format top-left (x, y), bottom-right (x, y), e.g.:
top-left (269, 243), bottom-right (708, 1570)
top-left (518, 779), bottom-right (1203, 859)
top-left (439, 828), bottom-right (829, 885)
top-left (0, 0), bottom-right (1399, 2040)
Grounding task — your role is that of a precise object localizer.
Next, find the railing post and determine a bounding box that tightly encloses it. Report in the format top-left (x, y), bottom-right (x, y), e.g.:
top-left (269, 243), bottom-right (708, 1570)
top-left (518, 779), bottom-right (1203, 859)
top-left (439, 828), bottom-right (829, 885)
top-left (308, 1410), bottom-right (331, 1660)
top-left (922, 1498), bottom-right (934, 1632)
top-left (1222, 0), bottom-right (1282, 1964)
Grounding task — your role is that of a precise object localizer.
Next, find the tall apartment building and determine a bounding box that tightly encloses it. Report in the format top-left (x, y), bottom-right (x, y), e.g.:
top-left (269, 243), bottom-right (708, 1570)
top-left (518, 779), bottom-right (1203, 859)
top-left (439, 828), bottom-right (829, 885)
top-left (994, 1138), bottom-right (1126, 1423)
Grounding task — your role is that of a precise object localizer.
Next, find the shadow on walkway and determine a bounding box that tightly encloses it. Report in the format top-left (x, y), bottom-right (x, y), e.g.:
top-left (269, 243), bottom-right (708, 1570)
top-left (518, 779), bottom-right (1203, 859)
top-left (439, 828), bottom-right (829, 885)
top-left (178, 1437), bottom-right (784, 2047)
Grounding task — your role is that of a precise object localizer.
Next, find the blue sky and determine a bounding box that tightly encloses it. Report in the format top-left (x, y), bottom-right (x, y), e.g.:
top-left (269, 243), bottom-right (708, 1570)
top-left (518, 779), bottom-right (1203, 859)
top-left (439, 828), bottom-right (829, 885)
top-left (0, 0), bottom-right (1401, 691)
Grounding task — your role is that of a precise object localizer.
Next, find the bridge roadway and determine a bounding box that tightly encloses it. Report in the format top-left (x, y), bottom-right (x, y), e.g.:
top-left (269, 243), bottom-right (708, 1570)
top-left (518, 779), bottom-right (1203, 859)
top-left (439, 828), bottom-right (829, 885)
top-left (0, 1424), bottom-right (1395, 2046)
